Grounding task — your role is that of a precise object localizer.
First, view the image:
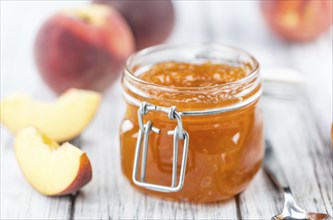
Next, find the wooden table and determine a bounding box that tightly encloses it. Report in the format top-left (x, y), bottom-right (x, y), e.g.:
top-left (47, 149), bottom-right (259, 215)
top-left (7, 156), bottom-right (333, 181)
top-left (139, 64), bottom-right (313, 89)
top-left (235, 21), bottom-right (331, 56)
top-left (1, 1), bottom-right (332, 219)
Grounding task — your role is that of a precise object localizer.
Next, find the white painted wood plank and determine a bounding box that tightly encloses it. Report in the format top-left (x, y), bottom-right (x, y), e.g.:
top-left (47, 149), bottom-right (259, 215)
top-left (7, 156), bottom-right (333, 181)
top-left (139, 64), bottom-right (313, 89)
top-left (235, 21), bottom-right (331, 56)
top-left (263, 95), bottom-right (333, 216)
top-left (238, 170), bottom-right (282, 219)
top-left (290, 34), bottom-right (333, 141)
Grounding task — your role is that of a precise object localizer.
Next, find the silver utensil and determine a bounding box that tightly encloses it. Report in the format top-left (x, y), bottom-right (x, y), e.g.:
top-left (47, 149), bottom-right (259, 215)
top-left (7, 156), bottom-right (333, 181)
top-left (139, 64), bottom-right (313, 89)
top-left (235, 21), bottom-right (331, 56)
top-left (264, 140), bottom-right (332, 220)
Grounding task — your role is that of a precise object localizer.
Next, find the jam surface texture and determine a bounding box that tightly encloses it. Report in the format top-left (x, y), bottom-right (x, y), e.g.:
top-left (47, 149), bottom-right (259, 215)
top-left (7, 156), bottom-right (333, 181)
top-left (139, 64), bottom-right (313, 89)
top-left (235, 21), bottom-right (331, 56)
top-left (139, 61), bottom-right (247, 87)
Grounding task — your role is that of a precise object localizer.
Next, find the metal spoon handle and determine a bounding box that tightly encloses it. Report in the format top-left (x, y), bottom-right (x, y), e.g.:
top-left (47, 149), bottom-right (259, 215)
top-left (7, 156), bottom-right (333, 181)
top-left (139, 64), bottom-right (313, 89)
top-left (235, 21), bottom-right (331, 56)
top-left (263, 140), bottom-right (290, 191)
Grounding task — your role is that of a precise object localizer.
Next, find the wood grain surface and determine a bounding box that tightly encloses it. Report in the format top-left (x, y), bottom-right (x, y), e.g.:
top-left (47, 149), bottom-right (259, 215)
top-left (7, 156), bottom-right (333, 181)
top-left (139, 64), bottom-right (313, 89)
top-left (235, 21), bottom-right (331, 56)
top-left (1, 1), bottom-right (332, 219)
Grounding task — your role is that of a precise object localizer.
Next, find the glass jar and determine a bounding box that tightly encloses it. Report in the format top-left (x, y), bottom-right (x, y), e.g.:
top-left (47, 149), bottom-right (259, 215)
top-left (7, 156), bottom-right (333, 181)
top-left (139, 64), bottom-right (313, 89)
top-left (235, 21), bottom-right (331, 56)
top-left (120, 44), bottom-right (264, 203)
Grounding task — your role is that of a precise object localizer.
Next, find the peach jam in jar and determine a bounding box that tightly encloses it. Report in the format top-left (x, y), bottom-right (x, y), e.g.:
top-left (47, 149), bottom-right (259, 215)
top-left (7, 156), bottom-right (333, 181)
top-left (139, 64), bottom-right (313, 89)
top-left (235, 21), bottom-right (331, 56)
top-left (120, 44), bottom-right (263, 203)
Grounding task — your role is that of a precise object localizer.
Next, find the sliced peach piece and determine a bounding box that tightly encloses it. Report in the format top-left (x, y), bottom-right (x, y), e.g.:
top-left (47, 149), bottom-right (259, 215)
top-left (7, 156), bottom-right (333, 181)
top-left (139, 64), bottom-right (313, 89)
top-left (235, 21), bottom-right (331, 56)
top-left (0, 88), bottom-right (101, 142)
top-left (14, 127), bottom-right (92, 196)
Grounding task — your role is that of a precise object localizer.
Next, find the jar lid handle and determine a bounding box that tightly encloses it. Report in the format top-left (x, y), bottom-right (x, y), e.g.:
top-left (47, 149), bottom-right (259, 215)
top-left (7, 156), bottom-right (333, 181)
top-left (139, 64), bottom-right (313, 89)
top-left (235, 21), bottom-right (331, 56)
top-left (132, 102), bottom-right (189, 193)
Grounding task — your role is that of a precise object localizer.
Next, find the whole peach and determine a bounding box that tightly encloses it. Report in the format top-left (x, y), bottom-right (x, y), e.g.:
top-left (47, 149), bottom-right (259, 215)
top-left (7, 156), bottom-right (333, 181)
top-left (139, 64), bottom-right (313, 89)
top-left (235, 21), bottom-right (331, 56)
top-left (35, 4), bottom-right (135, 94)
top-left (94, 0), bottom-right (175, 50)
top-left (261, 0), bottom-right (333, 42)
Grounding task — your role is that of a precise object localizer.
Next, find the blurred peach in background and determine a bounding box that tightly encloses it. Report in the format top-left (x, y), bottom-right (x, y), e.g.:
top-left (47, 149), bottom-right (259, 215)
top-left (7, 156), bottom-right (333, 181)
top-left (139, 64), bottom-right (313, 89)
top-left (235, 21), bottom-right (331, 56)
top-left (261, 0), bottom-right (333, 42)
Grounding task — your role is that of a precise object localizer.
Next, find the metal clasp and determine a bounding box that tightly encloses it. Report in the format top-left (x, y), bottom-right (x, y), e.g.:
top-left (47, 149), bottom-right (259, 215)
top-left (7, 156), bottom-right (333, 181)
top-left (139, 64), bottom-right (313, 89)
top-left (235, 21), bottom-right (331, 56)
top-left (132, 102), bottom-right (189, 193)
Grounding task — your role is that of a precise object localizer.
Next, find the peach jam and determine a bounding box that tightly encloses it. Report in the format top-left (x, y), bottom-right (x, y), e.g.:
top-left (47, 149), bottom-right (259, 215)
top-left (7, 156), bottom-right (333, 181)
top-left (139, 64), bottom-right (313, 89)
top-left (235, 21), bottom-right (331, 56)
top-left (120, 44), bottom-right (263, 203)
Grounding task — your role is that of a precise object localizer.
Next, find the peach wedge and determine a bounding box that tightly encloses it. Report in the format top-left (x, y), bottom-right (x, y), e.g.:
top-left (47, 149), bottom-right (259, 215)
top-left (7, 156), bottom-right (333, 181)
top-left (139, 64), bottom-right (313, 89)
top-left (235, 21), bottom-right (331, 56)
top-left (0, 88), bottom-right (101, 142)
top-left (14, 127), bottom-right (92, 196)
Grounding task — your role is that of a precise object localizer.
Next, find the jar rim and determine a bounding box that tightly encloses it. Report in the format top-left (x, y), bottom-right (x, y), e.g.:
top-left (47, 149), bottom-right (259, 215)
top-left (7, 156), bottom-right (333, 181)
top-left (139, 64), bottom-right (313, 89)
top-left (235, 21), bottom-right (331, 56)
top-left (124, 43), bottom-right (260, 92)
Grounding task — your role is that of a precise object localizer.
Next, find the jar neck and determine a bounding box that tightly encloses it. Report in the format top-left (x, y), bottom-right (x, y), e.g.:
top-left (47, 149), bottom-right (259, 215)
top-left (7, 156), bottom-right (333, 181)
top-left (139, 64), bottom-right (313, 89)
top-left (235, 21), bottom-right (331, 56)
top-left (122, 71), bottom-right (261, 113)
top-left (121, 44), bottom-right (262, 112)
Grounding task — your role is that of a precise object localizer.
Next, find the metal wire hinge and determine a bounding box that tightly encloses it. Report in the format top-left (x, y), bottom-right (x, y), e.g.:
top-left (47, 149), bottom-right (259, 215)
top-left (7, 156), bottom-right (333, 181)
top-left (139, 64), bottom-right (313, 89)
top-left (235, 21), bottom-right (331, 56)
top-left (132, 102), bottom-right (189, 193)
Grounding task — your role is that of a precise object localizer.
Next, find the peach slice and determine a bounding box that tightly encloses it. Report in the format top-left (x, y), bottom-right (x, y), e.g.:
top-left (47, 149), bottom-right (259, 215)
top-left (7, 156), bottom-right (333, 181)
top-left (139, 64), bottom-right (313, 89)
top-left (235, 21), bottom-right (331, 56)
top-left (14, 127), bottom-right (92, 196)
top-left (0, 88), bottom-right (101, 142)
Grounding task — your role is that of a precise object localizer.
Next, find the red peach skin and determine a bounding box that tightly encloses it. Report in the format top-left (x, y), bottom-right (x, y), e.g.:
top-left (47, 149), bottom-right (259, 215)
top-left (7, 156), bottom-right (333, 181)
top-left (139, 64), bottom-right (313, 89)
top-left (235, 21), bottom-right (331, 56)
top-left (35, 5), bottom-right (135, 94)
